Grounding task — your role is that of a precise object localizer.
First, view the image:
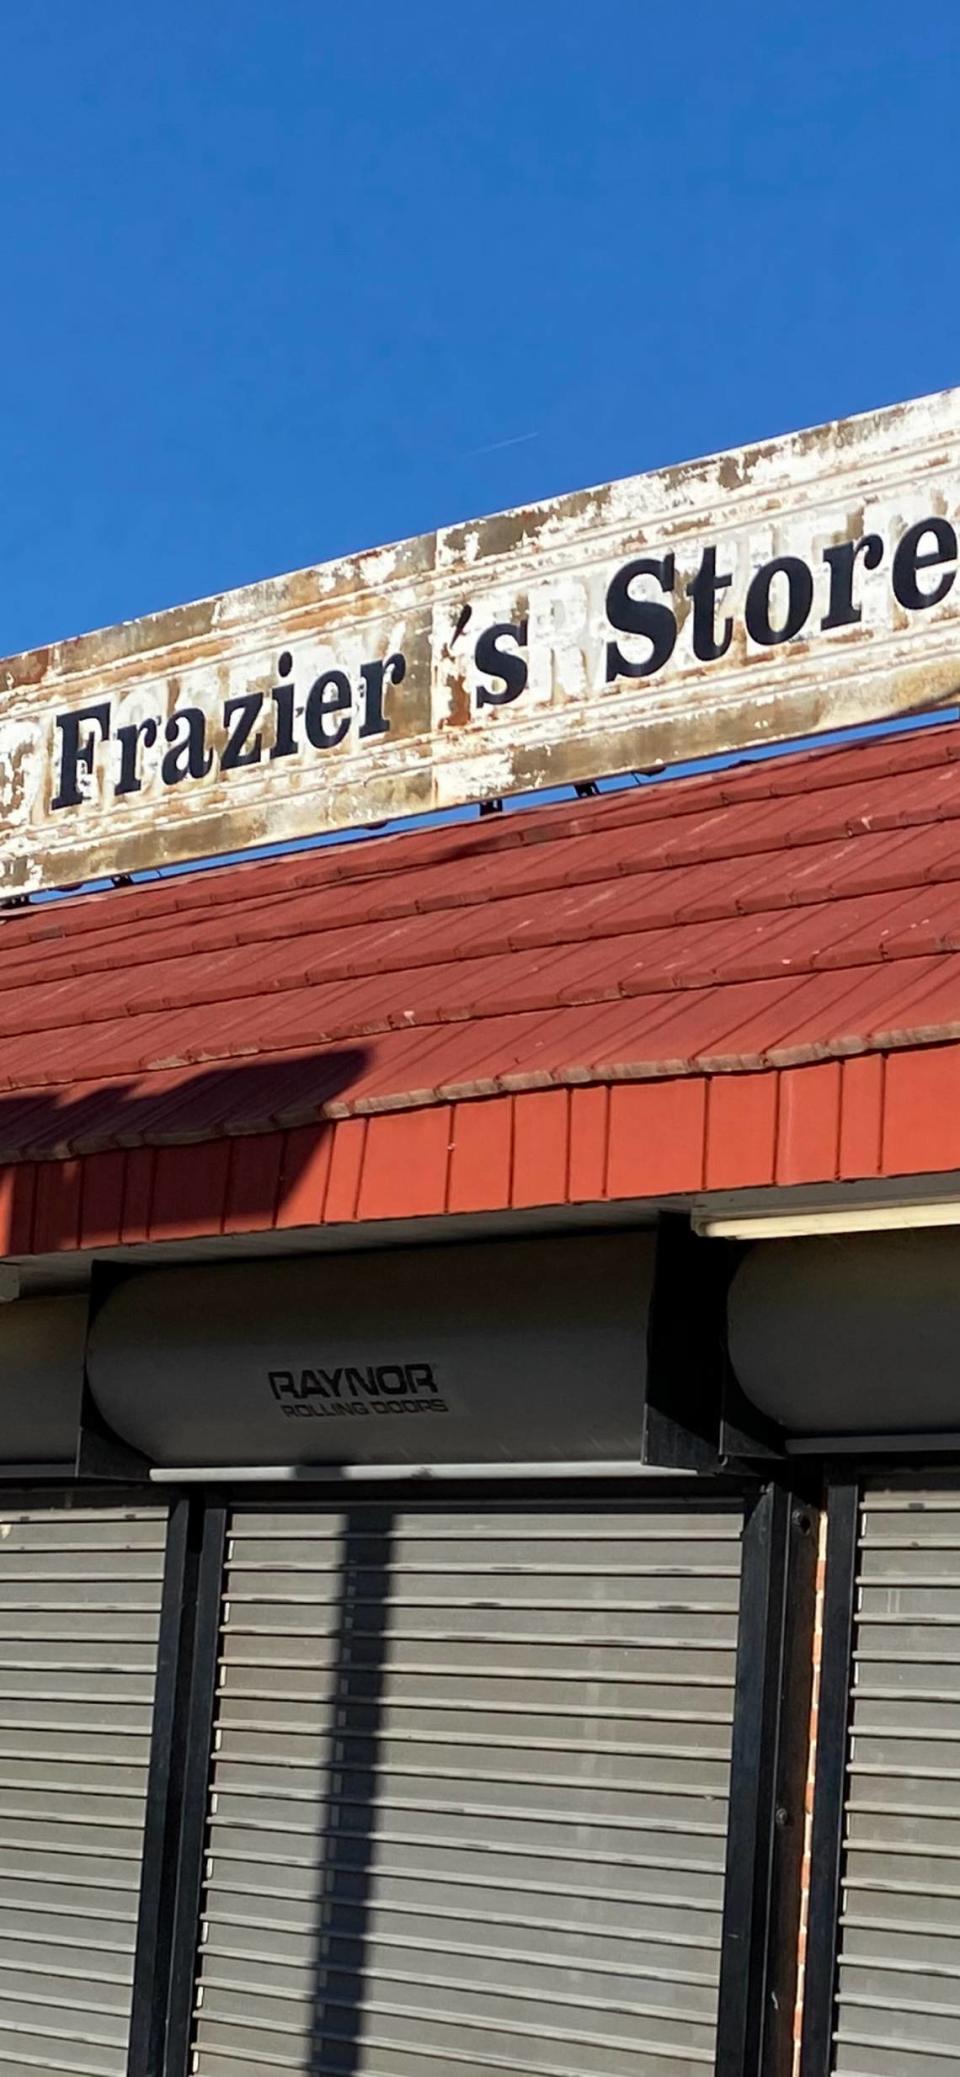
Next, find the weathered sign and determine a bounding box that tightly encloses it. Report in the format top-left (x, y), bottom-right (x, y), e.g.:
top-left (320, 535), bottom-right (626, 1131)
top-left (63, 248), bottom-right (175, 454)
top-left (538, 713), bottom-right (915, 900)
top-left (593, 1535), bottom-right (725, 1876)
top-left (4, 387), bottom-right (960, 895)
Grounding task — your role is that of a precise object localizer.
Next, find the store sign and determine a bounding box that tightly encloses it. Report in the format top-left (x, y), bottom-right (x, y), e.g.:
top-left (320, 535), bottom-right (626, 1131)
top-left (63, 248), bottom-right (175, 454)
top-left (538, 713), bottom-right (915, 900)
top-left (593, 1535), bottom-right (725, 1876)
top-left (4, 387), bottom-right (960, 895)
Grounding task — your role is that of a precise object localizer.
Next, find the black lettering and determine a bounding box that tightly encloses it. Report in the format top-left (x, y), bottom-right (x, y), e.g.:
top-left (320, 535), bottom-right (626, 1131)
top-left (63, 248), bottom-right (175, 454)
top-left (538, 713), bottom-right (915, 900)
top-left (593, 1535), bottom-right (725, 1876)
top-left (270, 652), bottom-right (298, 760)
top-left (474, 620), bottom-right (529, 708)
top-left (51, 702), bottom-right (111, 810)
top-left (685, 545), bottom-right (733, 662)
top-left (892, 517), bottom-right (957, 611)
top-left (820, 534), bottom-right (884, 630)
top-left (314, 1368), bottom-right (341, 1398)
top-left (406, 1363), bottom-right (439, 1395)
top-left (304, 670), bottom-right (352, 749)
top-left (114, 715), bottom-right (159, 798)
top-left (745, 556), bottom-right (814, 646)
top-left (161, 709), bottom-right (213, 786)
top-left (269, 1371), bottom-right (297, 1401)
top-left (605, 556), bottom-right (677, 679)
top-left (359, 653), bottom-right (405, 740)
top-left (221, 691), bottom-right (264, 771)
top-left (376, 1365), bottom-right (408, 1396)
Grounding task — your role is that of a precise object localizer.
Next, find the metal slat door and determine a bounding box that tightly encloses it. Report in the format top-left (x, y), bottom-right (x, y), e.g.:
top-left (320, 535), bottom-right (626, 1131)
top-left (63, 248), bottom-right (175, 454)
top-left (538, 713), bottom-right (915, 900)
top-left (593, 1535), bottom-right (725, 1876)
top-left (0, 1497), bottom-right (168, 2077)
top-left (191, 1498), bottom-right (744, 2077)
top-left (831, 1486), bottom-right (960, 2077)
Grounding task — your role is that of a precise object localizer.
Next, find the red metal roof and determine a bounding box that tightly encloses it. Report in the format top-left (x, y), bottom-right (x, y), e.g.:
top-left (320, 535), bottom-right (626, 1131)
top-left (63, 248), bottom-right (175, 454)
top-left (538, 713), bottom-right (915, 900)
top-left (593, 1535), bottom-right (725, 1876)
top-left (7, 720), bottom-right (960, 1253)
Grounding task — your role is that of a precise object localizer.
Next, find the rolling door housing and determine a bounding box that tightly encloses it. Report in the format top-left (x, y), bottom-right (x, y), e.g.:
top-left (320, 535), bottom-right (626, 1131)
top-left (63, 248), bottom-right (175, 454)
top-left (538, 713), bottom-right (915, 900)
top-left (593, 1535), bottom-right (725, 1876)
top-left (0, 1498), bottom-right (168, 2077)
top-left (191, 1497), bottom-right (744, 2077)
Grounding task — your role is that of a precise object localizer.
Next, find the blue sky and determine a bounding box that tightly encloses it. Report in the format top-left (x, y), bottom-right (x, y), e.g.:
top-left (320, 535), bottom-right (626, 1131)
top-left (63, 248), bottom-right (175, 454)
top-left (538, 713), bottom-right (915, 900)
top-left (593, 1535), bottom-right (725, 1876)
top-left (2, 2), bottom-right (959, 662)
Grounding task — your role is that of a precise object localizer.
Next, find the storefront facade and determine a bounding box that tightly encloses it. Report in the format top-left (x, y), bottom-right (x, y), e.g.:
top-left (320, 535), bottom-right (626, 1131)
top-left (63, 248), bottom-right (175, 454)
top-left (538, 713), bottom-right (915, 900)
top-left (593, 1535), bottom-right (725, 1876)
top-left (4, 390), bottom-right (960, 2076)
top-left (0, 1289), bottom-right (807, 2077)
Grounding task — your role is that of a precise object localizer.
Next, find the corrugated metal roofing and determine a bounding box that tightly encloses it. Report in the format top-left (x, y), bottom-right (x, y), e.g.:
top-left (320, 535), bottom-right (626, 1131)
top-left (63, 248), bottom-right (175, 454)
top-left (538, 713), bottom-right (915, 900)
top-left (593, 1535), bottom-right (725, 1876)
top-left (6, 720), bottom-right (960, 1251)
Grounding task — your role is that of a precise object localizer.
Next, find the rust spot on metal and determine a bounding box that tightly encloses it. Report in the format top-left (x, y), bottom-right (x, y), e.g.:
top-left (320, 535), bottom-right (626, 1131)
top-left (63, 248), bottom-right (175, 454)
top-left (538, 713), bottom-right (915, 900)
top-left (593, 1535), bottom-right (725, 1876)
top-left (443, 671), bottom-right (471, 731)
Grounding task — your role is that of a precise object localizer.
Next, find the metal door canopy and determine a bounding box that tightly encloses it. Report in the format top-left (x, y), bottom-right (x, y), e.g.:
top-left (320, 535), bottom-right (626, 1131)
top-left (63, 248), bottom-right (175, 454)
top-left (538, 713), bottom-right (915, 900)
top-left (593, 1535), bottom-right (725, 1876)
top-left (4, 387), bottom-right (960, 895)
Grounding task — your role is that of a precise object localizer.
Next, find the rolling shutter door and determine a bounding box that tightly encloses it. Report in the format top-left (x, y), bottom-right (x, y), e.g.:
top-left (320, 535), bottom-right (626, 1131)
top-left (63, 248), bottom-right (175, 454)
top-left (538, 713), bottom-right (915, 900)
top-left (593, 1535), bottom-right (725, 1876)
top-left (831, 1486), bottom-right (960, 2077)
top-left (0, 1498), bottom-right (168, 2077)
top-left (191, 1498), bottom-right (744, 2077)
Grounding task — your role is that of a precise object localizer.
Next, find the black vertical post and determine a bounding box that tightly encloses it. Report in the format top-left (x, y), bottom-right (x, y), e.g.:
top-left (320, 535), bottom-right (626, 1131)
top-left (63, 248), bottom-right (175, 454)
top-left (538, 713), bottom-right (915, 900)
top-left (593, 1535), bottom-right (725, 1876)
top-left (128, 1496), bottom-right (194, 2077)
top-left (643, 1214), bottom-right (724, 1469)
top-left (716, 1480), bottom-right (817, 2077)
top-left (160, 1501), bottom-right (226, 2077)
top-left (799, 1480), bottom-right (859, 2077)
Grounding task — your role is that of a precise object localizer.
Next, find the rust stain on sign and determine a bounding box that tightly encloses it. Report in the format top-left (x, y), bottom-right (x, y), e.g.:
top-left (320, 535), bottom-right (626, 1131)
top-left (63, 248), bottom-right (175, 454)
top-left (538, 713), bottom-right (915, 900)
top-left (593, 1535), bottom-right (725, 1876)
top-left (4, 389), bottom-right (960, 895)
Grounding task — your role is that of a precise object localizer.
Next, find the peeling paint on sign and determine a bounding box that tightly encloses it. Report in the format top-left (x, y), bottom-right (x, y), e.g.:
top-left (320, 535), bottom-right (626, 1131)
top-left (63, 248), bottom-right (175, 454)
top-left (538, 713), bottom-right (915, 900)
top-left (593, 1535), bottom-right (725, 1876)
top-left (4, 388), bottom-right (960, 895)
